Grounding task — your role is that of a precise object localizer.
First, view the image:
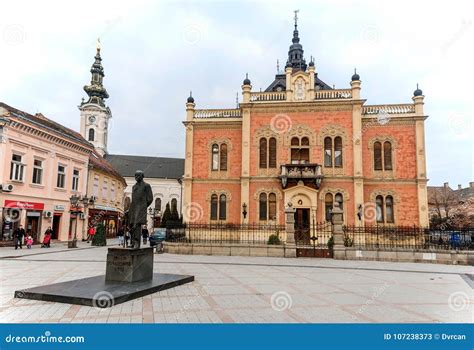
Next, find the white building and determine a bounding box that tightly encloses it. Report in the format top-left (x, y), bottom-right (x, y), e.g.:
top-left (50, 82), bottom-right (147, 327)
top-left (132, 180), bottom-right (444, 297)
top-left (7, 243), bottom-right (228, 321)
top-left (105, 154), bottom-right (184, 230)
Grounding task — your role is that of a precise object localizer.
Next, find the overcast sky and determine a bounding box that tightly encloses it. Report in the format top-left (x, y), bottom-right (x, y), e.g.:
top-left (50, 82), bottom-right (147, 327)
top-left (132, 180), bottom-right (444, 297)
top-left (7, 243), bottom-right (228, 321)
top-left (1, 0), bottom-right (472, 187)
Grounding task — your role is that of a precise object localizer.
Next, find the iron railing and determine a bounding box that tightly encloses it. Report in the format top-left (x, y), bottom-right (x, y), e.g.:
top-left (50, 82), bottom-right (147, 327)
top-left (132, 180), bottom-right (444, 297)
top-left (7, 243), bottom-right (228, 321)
top-left (166, 223), bottom-right (286, 245)
top-left (343, 225), bottom-right (474, 251)
top-left (294, 222), bottom-right (333, 247)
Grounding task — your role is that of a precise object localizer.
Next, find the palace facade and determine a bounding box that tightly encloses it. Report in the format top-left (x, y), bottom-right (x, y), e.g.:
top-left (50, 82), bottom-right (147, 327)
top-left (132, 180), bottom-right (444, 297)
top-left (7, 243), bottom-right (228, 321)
top-left (182, 17), bottom-right (429, 228)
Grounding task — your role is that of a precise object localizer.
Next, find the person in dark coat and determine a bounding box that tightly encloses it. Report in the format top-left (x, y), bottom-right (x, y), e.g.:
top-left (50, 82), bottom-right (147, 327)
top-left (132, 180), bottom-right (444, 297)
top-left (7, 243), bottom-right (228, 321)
top-left (117, 226), bottom-right (125, 246)
top-left (128, 170), bottom-right (153, 249)
top-left (141, 225), bottom-right (149, 245)
top-left (13, 225), bottom-right (26, 250)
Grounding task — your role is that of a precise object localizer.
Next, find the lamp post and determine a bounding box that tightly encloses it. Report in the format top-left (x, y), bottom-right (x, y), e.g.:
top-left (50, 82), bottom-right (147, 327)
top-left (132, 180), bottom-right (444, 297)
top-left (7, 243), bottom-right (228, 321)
top-left (242, 203), bottom-right (248, 220)
top-left (68, 195), bottom-right (80, 248)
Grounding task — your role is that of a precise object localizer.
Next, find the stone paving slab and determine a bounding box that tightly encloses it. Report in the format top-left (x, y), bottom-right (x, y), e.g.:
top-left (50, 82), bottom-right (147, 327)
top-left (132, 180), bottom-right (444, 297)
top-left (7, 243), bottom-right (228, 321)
top-left (0, 246), bottom-right (472, 323)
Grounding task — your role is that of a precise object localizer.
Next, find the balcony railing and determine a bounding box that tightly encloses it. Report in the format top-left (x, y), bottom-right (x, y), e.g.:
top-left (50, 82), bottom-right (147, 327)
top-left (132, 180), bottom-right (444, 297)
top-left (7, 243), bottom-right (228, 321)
top-left (315, 89), bottom-right (352, 100)
top-left (279, 163), bottom-right (323, 189)
top-left (250, 91), bottom-right (286, 102)
top-left (362, 104), bottom-right (415, 115)
top-left (194, 109), bottom-right (242, 119)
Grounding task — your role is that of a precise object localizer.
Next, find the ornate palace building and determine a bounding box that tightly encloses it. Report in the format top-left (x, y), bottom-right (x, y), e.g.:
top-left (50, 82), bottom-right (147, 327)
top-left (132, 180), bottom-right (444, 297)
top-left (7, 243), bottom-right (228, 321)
top-left (183, 15), bottom-right (429, 228)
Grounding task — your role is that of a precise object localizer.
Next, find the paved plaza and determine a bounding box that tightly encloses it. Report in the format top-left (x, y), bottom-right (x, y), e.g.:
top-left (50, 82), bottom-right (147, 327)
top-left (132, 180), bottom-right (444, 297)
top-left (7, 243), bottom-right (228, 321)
top-left (0, 241), bottom-right (472, 323)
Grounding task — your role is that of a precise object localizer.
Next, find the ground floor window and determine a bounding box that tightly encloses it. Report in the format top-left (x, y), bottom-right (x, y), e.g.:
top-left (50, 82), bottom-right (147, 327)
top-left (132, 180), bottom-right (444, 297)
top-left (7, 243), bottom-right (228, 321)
top-left (324, 192), bottom-right (344, 221)
top-left (210, 194), bottom-right (227, 221)
top-left (259, 193), bottom-right (277, 221)
top-left (376, 195), bottom-right (394, 224)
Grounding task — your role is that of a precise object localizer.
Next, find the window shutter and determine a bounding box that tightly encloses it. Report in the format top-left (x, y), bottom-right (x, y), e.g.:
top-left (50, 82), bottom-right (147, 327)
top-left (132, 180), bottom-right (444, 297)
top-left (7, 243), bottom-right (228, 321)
top-left (374, 142), bottom-right (382, 170)
top-left (259, 138), bottom-right (267, 168)
top-left (269, 137), bottom-right (277, 168)
top-left (220, 144), bottom-right (228, 170)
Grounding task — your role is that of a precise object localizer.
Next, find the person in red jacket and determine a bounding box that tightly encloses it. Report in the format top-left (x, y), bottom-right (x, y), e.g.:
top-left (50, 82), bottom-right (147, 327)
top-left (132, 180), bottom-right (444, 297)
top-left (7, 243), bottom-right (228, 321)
top-left (86, 226), bottom-right (96, 243)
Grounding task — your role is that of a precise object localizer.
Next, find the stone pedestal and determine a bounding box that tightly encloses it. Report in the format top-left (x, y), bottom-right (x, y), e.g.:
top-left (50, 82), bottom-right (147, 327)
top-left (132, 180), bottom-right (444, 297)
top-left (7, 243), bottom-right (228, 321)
top-left (105, 247), bottom-right (153, 283)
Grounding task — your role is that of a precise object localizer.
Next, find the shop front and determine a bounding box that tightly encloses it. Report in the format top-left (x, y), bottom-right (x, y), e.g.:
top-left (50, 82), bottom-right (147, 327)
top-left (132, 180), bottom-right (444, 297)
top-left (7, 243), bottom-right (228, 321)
top-left (88, 206), bottom-right (122, 238)
top-left (2, 200), bottom-right (45, 242)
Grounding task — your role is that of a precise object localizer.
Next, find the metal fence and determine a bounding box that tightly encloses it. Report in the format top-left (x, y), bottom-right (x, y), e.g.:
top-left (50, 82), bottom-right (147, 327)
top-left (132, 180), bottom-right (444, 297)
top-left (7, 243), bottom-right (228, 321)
top-left (166, 223), bottom-right (286, 245)
top-left (294, 222), bottom-right (333, 247)
top-left (343, 225), bottom-right (474, 251)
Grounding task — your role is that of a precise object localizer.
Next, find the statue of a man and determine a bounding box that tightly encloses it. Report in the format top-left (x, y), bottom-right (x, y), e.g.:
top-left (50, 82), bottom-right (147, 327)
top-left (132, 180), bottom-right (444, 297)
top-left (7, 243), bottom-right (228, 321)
top-left (128, 170), bottom-right (153, 249)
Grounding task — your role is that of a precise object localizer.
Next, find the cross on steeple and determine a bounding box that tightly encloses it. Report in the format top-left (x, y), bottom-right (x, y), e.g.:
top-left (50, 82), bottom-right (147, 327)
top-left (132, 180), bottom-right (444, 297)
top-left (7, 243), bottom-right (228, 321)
top-left (294, 9), bottom-right (299, 28)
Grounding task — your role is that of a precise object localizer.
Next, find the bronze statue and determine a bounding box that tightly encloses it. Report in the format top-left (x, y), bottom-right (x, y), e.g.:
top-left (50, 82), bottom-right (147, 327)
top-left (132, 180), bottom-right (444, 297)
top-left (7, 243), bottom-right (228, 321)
top-left (128, 170), bottom-right (153, 249)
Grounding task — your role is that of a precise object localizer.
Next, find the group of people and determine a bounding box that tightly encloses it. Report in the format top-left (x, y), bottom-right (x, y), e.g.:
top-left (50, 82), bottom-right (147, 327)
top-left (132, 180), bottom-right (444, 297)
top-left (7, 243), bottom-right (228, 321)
top-left (116, 225), bottom-right (150, 247)
top-left (12, 225), bottom-right (52, 249)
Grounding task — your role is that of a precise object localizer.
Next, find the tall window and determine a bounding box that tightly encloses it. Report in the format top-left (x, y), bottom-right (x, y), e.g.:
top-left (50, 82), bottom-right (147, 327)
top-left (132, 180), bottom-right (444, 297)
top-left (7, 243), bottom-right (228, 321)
top-left (155, 198), bottom-right (162, 212)
top-left (32, 159), bottom-right (43, 184)
top-left (110, 182), bottom-right (116, 201)
top-left (324, 137), bottom-right (332, 167)
top-left (57, 165), bottom-right (66, 188)
top-left (375, 195), bottom-right (394, 224)
top-left (102, 180), bottom-right (108, 198)
top-left (219, 194), bottom-right (226, 220)
top-left (210, 194), bottom-right (218, 220)
top-left (211, 143), bottom-right (228, 171)
top-left (376, 195), bottom-right (384, 223)
top-left (88, 128), bottom-right (95, 142)
top-left (325, 192), bottom-right (344, 221)
top-left (291, 137), bottom-right (310, 164)
top-left (211, 144), bottom-right (219, 170)
top-left (171, 198), bottom-right (178, 212)
top-left (210, 194), bottom-right (227, 221)
top-left (93, 177), bottom-right (99, 196)
top-left (259, 137), bottom-right (277, 168)
top-left (374, 141), bottom-right (393, 170)
top-left (220, 144), bottom-right (227, 170)
top-left (72, 169), bottom-right (80, 191)
top-left (259, 138), bottom-right (267, 168)
top-left (324, 136), bottom-right (343, 168)
top-left (259, 192), bottom-right (278, 221)
top-left (10, 154), bottom-right (24, 181)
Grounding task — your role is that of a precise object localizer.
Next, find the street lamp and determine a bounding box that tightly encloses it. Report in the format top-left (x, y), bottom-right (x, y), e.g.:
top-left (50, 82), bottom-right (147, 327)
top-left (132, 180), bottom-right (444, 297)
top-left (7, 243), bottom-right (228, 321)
top-left (68, 195), bottom-right (80, 248)
top-left (242, 203), bottom-right (248, 219)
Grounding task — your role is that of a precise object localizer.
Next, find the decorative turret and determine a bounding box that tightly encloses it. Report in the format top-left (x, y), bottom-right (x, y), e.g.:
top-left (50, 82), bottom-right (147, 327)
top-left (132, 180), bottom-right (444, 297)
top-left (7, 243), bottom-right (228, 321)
top-left (82, 39), bottom-right (109, 106)
top-left (243, 73), bottom-right (251, 86)
top-left (413, 83), bottom-right (423, 97)
top-left (412, 83), bottom-right (424, 115)
top-left (351, 68), bottom-right (360, 81)
top-left (286, 10), bottom-right (307, 72)
top-left (187, 91), bottom-right (195, 103)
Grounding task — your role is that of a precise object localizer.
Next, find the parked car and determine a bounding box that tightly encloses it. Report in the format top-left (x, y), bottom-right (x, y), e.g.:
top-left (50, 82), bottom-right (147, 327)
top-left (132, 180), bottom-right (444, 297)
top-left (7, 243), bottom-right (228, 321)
top-left (149, 228), bottom-right (167, 247)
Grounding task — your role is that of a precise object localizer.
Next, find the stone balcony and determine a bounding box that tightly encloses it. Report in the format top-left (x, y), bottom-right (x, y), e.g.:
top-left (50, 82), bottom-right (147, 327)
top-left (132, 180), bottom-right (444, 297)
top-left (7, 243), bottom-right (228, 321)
top-left (279, 163), bottom-right (323, 189)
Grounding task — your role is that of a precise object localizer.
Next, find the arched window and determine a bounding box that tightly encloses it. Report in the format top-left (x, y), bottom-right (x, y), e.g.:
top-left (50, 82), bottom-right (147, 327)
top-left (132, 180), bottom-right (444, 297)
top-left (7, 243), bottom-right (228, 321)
top-left (210, 194), bottom-right (218, 220)
top-left (171, 198), bottom-right (178, 212)
top-left (376, 195), bottom-right (384, 223)
top-left (374, 142), bottom-right (382, 170)
top-left (383, 142), bottom-right (392, 170)
top-left (269, 137), bottom-right (277, 168)
top-left (268, 193), bottom-right (277, 220)
top-left (291, 137), bottom-right (309, 164)
top-left (334, 137), bottom-right (343, 167)
top-left (259, 193), bottom-right (267, 220)
top-left (220, 144), bottom-right (227, 171)
top-left (385, 195), bottom-right (394, 223)
top-left (219, 194), bottom-right (226, 220)
top-left (324, 137), bottom-right (332, 167)
top-left (325, 193), bottom-right (333, 222)
top-left (88, 128), bottom-right (95, 142)
top-left (155, 198), bottom-right (161, 212)
top-left (211, 144), bottom-right (219, 171)
top-left (259, 138), bottom-right (267, 168)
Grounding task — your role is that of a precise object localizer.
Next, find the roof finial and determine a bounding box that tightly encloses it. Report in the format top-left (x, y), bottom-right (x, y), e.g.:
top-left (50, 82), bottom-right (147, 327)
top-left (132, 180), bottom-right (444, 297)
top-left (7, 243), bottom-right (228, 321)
top-left (187, 91), bottom-right (194, 103)
top-left (277, 59), bottom-right (280, 73)
top-left (236, 92), bottom-right (239, 107)
top-left (294, 9), bottom-right (299, 28)
top-left (96, 38), bottom-right (101, 52)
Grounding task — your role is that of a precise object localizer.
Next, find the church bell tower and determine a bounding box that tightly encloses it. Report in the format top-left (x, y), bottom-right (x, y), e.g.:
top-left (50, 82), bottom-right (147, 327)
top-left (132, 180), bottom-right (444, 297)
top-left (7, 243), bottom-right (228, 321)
top-left (79, 39), bottom-right (112, 156)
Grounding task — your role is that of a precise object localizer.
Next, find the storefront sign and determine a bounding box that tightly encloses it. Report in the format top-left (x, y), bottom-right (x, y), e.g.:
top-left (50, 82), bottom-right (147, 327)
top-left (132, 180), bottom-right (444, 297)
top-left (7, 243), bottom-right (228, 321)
top-left (26, 212), bottom-right (41, 217)
top-left (4, 200), bottom-right (44, 211)
top-left (54, 205), bottom-right (66, 211)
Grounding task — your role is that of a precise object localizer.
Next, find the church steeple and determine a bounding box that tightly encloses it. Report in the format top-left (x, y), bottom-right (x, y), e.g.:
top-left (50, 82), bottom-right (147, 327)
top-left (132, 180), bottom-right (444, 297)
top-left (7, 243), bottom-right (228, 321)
top-left (286, 10), bottom-right (307, 72)
top-left (83, 39), bottom-right (109, 106)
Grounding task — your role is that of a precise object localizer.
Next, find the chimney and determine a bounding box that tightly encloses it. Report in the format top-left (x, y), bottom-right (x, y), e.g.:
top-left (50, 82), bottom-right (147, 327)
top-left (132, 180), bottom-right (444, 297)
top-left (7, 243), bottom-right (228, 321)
top-left (470, 182), bottom-right (474, 189)
top-left (458, 184), bottom-right (462, 190)
top-left (443, 182), bottom-right (449, 189)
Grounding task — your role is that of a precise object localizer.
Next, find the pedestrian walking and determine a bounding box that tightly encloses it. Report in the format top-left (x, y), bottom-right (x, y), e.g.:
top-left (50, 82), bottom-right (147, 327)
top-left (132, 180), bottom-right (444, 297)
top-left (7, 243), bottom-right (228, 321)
top-left (26, 235), bottom-right (33, 249)
top-left (142, 225), bottom-right (149, 245)
top-left (117, 226), bottom-right (124, 246)
top-left (124, 226), bottom-right (131, 247)
top-left (13, 225), bottom-right (25, 250)
top-left (86, 226), bottom-right (95, 243)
